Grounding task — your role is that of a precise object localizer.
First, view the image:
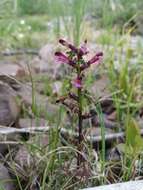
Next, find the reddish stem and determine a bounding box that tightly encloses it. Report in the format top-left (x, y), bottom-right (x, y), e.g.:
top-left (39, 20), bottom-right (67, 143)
top-left (77, 76), bottom-right (83, 167)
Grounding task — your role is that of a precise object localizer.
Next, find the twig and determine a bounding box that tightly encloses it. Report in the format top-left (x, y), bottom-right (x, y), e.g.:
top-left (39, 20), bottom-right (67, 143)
top-left (0, 141), bottom-right (22, 145)
top-left (0, 49), bottom-right (39, 56)
top-left (0, 126), bottom-right (50, 135)
top-left (60, 128), bottom-right (143, 143)
top-left (1, 126), bottom-right (143, 144)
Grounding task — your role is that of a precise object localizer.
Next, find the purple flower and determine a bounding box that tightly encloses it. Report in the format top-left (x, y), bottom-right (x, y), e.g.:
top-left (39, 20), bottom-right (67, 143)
top-left (55, 51), bottom-right (76, 67)
top-left (87, 52), bottom-right (103, 65)
top-left (59, 39), bottom-right (78, 53)
top-left (56, 39), bottom-right (103, 71)
top-left (72, 77), bottom-right (82, 88)
top-left (95, 52), bottom-right (103, 57)
top-left (80, 52), bottom-right (103, 71)
top-left (55, 52), bottom-right (69, 63)
top-left (59, 39), bottom-right (89, 58)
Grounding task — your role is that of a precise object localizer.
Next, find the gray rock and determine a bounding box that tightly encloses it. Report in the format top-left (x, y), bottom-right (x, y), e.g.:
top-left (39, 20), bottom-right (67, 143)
top-left (17, 83), bottom-right (59, 119)
top-left (82, 180), bottom-right (143, 190)
top-left (91, 75), bottom-right (110, 99)
top-left (31, 44), bottom-right (68, 79)
top-left (11, 145), bottom-right (40, 187)
top-left (0, 131), bottom-right (22, 155)
top-left (0, 163), bottom-right (15, 190)
top-left (19, 118), bottom-right (48, 128)
top-left (86, 127), bottom-right (114, 137)
top-left (28, 133), bottom-right (49, 149)
top-left (0, 62), bottom-right (26, 78)
top-left (31, 44), bottom-right (57, 74)
top-left (14, 146), bottom-right (35, 171)
top-left (0, 82), bottom-right (20, 126)
top-left (39, 44), bottom-right (55, 62)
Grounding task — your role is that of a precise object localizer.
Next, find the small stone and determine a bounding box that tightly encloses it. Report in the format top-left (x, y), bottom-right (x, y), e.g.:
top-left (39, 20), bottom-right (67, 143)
top-left (0, 63), bottom-right (26, 78)
top-left (0, 130), bottom-right (22, 155)
top-left (0, 163), bottom-right (15, 190)
top-left (31, 44), bottom-right (68, 79)
top-left (28, 134), bottom-right (49, 149)
top-left (91, 75), bottom-right (110, 99)
top-left (16, 82), bottom-right (60, 120)
top-left (86, 127), bottom-right (114, 137)
top-left (91, 114), bottom-right (117, 129)
top-left (14, 146), bottom-right (35, 170)
top-left (0, 82), bottom-right (20, 126)
top-left (19, 118), bottom-right (48, 128)
top-left (31, 44), bottom-right (56, 73)
top-left (10, 145), bottom-right (40, 189)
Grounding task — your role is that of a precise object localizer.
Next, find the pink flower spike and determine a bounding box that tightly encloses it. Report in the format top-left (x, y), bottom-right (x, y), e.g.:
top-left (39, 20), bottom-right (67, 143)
top-left (59, 39), bottom-right (78, 53)
top-left (55, 52), bottom-right (76, 68)
top-left (55, 52), bottom-right (69, 63)
top-left (72, 78), bottom-right (82, 88)
top-left (87, 52), bottom-right (103, 65)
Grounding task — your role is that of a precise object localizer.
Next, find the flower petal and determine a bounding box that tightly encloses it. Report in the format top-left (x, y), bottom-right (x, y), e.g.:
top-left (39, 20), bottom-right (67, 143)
top-left (87, 52), bottom-right (103, 65)
top-left (72, 78), bottom-right (82, 88)
top-left (80, 52), bottom-right (103, 71)
top-left (55, 51), bottom-right (76, 68)
top-left (55, 52), bottom-right (69, 63)
top-left (96, 52), bottom-right (103, 57)
top-left (59, 39), bottom-right (78, 53)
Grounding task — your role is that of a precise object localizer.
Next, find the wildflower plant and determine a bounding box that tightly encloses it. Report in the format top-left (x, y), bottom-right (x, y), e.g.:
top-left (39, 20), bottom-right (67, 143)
top-left (55, 39), bottom-right (103, 167)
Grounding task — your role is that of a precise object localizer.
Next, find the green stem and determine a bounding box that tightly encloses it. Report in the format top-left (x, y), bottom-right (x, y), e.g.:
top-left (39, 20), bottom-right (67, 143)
top-left (97, 104), bottom-right (105, 183)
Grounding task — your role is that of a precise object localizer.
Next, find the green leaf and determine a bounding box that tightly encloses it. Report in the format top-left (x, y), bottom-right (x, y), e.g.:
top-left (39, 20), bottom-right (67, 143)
top-left (126, 117), bottom-right (143, 152)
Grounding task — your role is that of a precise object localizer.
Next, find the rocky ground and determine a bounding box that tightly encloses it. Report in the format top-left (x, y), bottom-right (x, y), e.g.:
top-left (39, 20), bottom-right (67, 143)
top-left (0, 44), bottom-right (62, 189)
top-left (0, 36), bottom-right (143, 189)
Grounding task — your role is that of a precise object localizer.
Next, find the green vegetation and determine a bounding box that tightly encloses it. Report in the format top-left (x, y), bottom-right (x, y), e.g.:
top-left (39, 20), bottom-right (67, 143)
top-left (0, 0), bottom-right (142, 49)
